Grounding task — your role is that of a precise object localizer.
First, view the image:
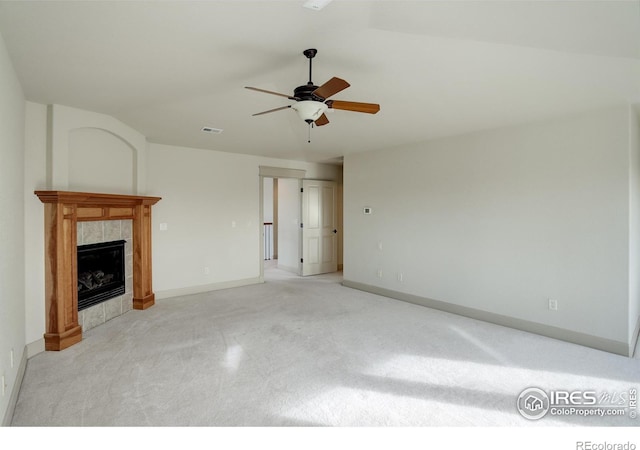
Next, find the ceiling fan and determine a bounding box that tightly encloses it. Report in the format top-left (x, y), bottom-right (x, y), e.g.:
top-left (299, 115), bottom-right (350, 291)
top-left (245, 49), bottom-right (380, 129)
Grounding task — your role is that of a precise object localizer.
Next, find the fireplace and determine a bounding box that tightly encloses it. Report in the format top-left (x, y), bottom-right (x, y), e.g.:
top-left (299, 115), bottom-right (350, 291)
top-left (35, 190), bottom-right (161, 351)
top-left (77, 240), bottom-right (126, 311)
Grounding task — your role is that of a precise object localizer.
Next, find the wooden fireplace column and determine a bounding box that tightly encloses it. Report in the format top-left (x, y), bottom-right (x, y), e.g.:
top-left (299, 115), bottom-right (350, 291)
top-left (35, 191), bottom-right (161, 351)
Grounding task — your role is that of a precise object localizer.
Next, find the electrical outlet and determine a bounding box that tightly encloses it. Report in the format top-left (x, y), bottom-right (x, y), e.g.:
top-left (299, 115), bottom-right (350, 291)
top-left (377, 269), bottom-right (383, 278)
top-left (397, 272), bottom-right (403, 282)
top-left (548, 299), bottom-right (558, 311)
top-left (204, 267), bottom-right (210, 275)
top-left (378, 242), bottom-right (383, 251)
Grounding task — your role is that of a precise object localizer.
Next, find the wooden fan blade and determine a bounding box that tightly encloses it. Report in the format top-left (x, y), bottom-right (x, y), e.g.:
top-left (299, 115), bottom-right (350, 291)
top-left (252, 105), bottom-right (291, 116)
top-left (312, 77), bottom-right (350, 100)
top-left (327, 100), bottom-right (380, 114)
top-left (245, 86), bottom-right (298, 100)
top-left (315, 114), bottom-right (330, 126)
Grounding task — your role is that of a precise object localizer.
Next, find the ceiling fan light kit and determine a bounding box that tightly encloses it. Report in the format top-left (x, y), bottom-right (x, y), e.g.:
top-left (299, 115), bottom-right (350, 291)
top-left (245, 48), bottom-right (380, 141)
top-left (291, 100), bottom-right (328, 123)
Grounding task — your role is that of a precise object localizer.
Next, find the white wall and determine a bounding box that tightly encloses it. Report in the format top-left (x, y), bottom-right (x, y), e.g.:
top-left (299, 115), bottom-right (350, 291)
top-left (336, 169), bottom-right (344, 269)
top-left (344, 106), bottom-right (632, 351)
top-left (68, 127), bottom-right (136, 194)
top-left (277, 178), bottom-right (301, 273)
top-left (0, 30), bottom-right (25, 425)
top-left (263, 177), bottom-right (274, 260)
top-left (23, 102), bottom-right (47, 350)
top-left (263, 178), bottom-right (274, 223)
top-left (147, 143), bottom-right (262, 292)
top-left (145, 143), bottom-right (340, 296)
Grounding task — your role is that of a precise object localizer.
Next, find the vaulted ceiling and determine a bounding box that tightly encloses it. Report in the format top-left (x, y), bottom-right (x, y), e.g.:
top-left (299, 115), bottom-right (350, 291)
top-left (1, 1), bottom-right (639, 164)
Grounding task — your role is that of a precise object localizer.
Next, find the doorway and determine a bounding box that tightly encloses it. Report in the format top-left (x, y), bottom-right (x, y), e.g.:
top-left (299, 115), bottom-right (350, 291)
top-left (259, 166), bottom-right (342, 282)
top-left (262, 176), bottom-right (302, 274)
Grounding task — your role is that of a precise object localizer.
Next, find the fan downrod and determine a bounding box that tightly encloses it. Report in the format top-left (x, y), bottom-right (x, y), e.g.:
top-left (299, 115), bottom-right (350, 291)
top-left (303, 48), bottom-right (318, 85)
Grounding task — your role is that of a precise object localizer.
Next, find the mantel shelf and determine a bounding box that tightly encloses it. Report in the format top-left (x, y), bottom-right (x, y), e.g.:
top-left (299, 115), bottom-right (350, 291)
top-left (35, 190), bottom-right (161, 206)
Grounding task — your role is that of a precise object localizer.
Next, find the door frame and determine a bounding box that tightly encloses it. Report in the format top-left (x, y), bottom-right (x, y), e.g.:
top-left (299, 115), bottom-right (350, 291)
top-left (258, 166), bottom-right (306, 282)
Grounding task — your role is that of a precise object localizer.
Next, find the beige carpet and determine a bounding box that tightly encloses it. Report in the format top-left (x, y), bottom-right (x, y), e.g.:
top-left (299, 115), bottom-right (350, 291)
top-left (10, 265), bottom-right (640, 427)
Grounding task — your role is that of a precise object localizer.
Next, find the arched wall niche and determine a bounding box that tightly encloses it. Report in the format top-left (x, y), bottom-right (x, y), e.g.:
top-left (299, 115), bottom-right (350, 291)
top-left (48, 104), bottom-right (147, 194)
top-left (68, 127), bottom-right (137, 194)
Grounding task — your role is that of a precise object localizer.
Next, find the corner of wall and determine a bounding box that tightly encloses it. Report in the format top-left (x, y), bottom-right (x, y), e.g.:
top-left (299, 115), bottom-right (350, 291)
top-left (0, 29), bottom-right (27, 427)
top-left (628, 102), bottom-right (640, 348)
top-left (1, 346), bottom-right (28, 427)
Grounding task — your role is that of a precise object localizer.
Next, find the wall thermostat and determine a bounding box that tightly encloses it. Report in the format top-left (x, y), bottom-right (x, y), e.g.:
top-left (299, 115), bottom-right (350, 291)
top-left (363, 207), bottom-right (372, 215)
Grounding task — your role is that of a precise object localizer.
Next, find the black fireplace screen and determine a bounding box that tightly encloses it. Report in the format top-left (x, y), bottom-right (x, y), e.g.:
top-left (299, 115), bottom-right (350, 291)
top-left (77, 240), bottom-right (126, 311)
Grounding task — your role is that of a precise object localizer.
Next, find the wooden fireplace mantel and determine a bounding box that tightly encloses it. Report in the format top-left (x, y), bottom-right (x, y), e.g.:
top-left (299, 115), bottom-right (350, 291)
top-left (35, 191), bottom-right (161, 351)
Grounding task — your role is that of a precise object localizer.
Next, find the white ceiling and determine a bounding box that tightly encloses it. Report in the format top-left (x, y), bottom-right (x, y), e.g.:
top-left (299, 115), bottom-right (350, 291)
top-left (1, 0), bottom-right (639, 164)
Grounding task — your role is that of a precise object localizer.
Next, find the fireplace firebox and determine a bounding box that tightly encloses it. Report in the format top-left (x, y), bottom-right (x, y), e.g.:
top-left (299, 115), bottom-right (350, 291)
top-left (77, 240), bottom-right (126, 311)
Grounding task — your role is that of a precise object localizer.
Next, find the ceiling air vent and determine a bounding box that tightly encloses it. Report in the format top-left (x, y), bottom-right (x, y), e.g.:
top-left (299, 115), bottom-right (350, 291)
top-left (303, 0), bottom-right (333, 11)
top-left (201, 126), bottom-right (223, 134)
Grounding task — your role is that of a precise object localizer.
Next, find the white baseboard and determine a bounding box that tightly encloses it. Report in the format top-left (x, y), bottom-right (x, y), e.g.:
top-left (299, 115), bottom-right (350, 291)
top-left (631, 315), bottom-right (640, 358)
top-left (155, 277), bottom-right (263, 300)
top-left (343, 279), bottom-right (631, 357)
top-left (26, 338), bottom-right (44, 358)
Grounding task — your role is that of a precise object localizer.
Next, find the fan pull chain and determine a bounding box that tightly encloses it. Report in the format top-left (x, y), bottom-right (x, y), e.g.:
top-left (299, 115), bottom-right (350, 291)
top-left (308, 123), bottom-right (312, 143)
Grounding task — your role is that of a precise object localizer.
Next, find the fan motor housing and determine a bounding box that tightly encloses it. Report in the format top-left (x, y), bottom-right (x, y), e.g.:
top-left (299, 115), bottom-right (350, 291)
top-left (294, 84), bottom-right (323, 101)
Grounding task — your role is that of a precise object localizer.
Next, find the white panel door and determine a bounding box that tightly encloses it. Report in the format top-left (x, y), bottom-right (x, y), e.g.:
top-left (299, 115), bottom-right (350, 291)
top-left (302, 179), bottom-right (337, 276)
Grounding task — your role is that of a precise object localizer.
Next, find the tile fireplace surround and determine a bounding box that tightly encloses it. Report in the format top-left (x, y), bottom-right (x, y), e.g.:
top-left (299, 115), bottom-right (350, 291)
top-left (35, 191), bottom-right (161, 351)
top-left (77, 220), bottom-right (132, 332)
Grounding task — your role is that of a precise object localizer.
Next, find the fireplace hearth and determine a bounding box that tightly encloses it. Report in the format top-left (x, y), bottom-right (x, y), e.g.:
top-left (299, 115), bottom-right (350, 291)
top-left (77, 240), bottom-right (125, 311)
